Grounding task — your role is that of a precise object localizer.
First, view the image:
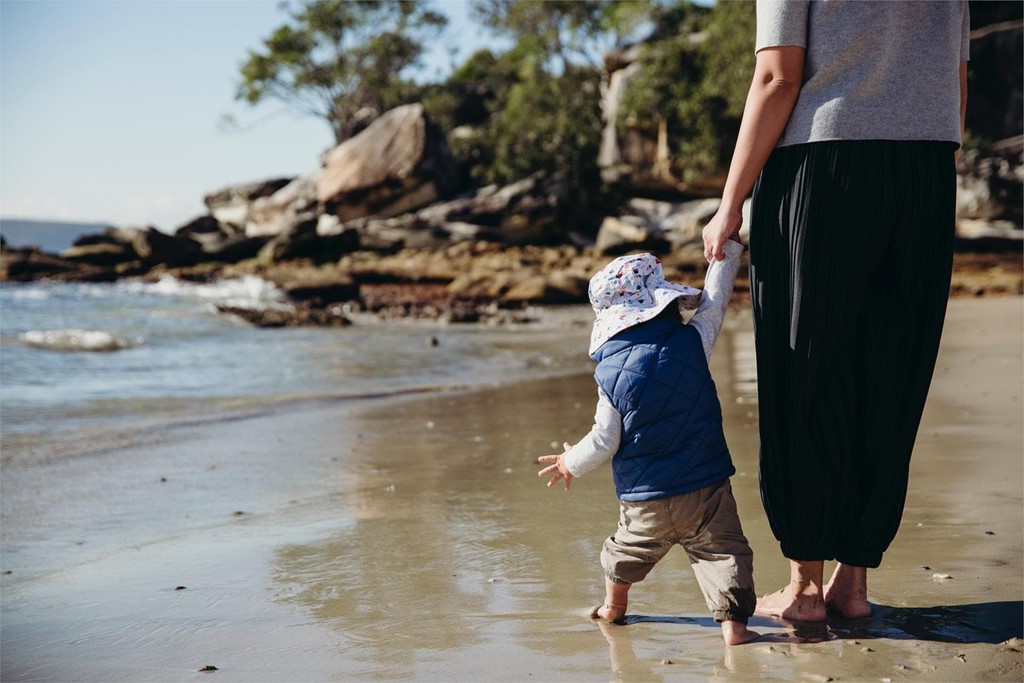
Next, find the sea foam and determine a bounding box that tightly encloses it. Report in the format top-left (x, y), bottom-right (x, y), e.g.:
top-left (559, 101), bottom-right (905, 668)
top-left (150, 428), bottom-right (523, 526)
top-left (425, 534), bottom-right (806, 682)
top-left (121, 274), bottom-right (289, 310)
top-left (20, 329), bottom-right (143, 352)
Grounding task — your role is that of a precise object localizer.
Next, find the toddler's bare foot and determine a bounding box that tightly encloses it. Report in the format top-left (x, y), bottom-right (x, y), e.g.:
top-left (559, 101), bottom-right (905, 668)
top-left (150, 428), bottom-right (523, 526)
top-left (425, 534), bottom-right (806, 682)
top-left (721, 620), bottom-right (760, 646)
top-left (754, 586), bottom-right (826, 622)
top-left (591, 603), bottom-right (627, 624)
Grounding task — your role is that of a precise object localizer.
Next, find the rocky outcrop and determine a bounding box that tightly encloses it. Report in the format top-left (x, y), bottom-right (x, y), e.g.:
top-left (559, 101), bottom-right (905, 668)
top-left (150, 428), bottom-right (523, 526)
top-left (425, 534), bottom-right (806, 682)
top-left (316, 104), bottom-right (458, 222)
top-left (257, 212), bottom-right (360, 263)
top-left (966, 21), bottom-right (1024, 144)
top-left (593, 197), bottom-right (749, 255)
top-left (258, 264), bottom-right (360, 306)
top-left (246, 173), bottom-right (321, 238)
top-left (594, 216), bottom-right (671, 256)
top-left (175, 215), bottom-right (267, 264)
top-left (60, 226), bottom-right (201, 269)
top-left (304, 173), bottom-right (567, 253)
top-left (957, 135), bottom-right (1024, 233)
top-left (1, 244), bottom-right (98, 282)
top-left (216, 304), bottom-right (352, 328)
top-left (203, 177), bottom-right (294, 229)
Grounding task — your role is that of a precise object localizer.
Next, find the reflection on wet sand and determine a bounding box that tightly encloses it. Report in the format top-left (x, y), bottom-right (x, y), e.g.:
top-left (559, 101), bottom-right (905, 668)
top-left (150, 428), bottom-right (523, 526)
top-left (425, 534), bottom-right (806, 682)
top-left (267, 301), bottom-right (1022, 681)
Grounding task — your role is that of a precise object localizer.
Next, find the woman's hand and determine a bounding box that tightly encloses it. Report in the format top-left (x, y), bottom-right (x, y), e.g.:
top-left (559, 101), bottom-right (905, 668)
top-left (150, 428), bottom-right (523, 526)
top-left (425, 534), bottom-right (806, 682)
top-left (537, 442), bottom-right (574, 492)
top-left (703, 207), bottom-right (743, 262)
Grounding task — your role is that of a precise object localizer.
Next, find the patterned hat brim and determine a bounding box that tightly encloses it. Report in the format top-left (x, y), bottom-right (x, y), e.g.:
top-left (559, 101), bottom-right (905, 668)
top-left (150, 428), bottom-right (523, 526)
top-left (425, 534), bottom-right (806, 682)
top-left (589, 282), bottom-right (702, 356)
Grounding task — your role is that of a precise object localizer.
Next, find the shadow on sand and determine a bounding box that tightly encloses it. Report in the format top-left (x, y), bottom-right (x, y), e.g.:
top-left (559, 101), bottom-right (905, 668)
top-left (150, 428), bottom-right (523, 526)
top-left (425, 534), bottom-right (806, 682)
top-left (615, 600), bottom-right (1024, 644)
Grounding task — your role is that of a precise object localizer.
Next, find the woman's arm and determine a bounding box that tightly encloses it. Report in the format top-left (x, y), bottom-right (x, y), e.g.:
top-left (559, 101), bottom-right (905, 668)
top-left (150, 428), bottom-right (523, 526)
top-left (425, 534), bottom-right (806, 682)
top-left (702, 46), bottom-right (806, 262)
top-left (956, 60), bottom-right (968, 163)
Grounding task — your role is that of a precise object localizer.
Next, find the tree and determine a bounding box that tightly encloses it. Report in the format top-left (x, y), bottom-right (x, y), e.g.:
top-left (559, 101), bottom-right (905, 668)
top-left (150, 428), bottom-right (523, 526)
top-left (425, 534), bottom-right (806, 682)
top-left (236, 0), bottom-right (446, 144)
top-left (619, 0), bottom-right (754, 184)
top-left (471, 0), bottom-right (620, 73)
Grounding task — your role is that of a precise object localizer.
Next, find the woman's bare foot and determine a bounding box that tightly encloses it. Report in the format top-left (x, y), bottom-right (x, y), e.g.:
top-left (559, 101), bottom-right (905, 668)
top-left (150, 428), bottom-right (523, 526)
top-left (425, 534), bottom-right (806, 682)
top-left (721, 620), bottom-right (760, 646)
top-left (755, 586), bottom-right (826, 622)
top-left (824, 563), bottom-right (871, 618)
top-left (755, 560), bottom-right (827, 622)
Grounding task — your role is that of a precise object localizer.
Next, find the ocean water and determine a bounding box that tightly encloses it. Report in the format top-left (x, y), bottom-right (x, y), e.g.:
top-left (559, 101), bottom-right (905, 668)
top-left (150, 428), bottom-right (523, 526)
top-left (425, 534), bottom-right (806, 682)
top-left (0, 275), bottom-right (595, 466)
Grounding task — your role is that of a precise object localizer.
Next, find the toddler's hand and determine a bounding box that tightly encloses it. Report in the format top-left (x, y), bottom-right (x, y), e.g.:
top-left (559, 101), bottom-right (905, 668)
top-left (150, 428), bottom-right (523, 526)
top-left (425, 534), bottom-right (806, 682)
top-left (537, 442), bottom-right (574, 492)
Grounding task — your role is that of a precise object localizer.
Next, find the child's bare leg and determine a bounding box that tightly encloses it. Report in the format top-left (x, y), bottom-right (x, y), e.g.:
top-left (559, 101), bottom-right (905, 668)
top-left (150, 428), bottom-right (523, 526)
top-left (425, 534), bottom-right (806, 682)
top-left (594, 577), bottom-right (630, 622)
top-left (721, 620), bottom-right (760, 646)
top-left (755, 559), bottom-right (826, 622)
top-left (824, 563), bottom-right (871, 618)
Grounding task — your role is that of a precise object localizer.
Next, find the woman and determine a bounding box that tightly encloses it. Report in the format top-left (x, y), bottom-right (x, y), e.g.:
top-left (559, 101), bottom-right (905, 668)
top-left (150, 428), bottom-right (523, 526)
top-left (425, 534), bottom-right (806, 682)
top-left (702, 0), bottom-right (970, 622)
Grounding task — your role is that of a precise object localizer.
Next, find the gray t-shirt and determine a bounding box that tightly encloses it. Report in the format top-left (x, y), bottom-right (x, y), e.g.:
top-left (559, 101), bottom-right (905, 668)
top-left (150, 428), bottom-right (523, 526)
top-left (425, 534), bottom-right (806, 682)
top-left (756, 0), bottom-right (970, 148)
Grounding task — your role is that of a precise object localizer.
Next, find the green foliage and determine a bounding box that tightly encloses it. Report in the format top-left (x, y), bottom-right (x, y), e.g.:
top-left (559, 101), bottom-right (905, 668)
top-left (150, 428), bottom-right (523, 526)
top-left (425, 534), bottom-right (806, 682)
top-left (481, 66), bottom-right (604, 189)
top-left (421, 40), bottom-right (604, 203)
top-left (619, 0), bottom-right (755, 182)
top-left (236, 0), bottom-right (446, 143)
top-left (471, 0), bottom-right (652, 72)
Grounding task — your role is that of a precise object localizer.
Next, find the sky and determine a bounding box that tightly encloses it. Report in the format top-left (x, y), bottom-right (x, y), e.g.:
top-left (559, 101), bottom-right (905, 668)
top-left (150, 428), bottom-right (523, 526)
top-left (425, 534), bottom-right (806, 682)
top-left (0, 0), bottom-right (495, 229)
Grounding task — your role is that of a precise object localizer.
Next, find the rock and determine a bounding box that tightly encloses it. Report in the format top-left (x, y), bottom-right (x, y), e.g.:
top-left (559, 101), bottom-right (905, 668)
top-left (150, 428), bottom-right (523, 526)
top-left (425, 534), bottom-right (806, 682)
top-left (957, 135), bottom-right (1023, 230)
top-left (599, 47), bottom-right (643, 185)
top-left (258, 212), bottom-right (360, 264)
top-left (627, 197), bottom-right (721, 242)
top-left (105, 226), bottom-right (202, 267)
top-left (594, 216), bottom-right (671, 256)
top-left (175, 214), bottom-right (236, 242)
top-left (598, 37), bottom-right (722, 195)
top-left (1, 245), bottom-right (82, 282)
top-left (967, 21), bottom-right (1024, 143)
top-left (246, 173), bottom-right (320, 238)
top-left (317, 104), bottom-right (458, 222)
top-left (260, 265), bottom-right (360, 305)
top-left (216, 304), bottom-right (352, 328)
top-left (204, 235), bottom-right (269, 264)
top-left (502, 272), bottom-right (589, 304)
top-left (204, 177), bottom-right (294, 228)
top-left (443, 174), bottom-right (569, 244)
top-left (61, 241), bottom-right (136, 266)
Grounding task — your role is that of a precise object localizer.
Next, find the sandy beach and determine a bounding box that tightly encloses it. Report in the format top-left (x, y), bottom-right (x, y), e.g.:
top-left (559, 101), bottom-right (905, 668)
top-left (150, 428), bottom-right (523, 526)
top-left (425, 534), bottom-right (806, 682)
top-left (1, 296), bottom-right (1022, 682)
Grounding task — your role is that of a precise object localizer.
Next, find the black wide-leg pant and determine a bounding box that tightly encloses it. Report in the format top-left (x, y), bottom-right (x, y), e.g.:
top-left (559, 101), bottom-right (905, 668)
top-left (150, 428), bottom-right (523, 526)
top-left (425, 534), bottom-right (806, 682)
top-left (749, 140), bottom-right (957, 569)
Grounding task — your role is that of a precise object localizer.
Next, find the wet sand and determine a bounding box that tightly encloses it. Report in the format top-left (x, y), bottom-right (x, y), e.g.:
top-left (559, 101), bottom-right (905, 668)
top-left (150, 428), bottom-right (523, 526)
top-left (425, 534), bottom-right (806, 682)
top-left (2, 297), bottom-right (1022, 681)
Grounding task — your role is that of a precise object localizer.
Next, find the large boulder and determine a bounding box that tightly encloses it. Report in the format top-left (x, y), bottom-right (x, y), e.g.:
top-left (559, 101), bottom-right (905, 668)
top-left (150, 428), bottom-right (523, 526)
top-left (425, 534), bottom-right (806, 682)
top-left (317, 104), bottom-right (458, 222)
top-left (105, 226), bottom-right (202, 267)
top-left (203, 177), bottom-right (294, 229)
top-left (174, 215), bottom-right (266, 264)
top-left (967, 21), bottom-right (1023, 144)
top-left (61, 242), bottom-right (135, 266)
top-left (246, 173), bottom-right (320, 238)
top-left (257, 212), bottom-right (360, 264)
top-left (957, 135), bottom-right (1024, 231)
top-left (259, 264), bottom-right (361, 306)
top-left (317, 174), bottom-right (568, 251)
top-left (1, 244), bottom-right (83, 282)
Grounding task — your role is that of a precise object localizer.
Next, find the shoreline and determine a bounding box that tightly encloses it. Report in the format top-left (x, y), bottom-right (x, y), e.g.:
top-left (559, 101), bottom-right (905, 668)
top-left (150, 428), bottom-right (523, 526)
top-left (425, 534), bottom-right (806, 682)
top-left (1, 297), bottom-right (1021, 681)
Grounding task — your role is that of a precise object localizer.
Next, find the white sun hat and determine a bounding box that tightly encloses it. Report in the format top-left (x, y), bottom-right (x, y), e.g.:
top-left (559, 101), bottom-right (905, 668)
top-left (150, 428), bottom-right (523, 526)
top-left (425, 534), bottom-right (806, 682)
top-left (588, 252), bottom-right (701, 356)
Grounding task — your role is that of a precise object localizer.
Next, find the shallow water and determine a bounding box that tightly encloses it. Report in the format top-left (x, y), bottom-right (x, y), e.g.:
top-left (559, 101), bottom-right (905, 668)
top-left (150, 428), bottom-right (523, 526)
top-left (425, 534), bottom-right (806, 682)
top-left (1, 300), bottom-right (1021, 681)
top-left (0, 278), bottom-right (594, 466)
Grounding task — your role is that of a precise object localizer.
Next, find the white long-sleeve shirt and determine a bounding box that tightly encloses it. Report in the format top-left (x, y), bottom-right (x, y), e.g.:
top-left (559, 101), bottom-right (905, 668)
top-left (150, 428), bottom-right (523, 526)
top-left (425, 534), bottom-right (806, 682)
top-left (564, 239), bottom-right (744, 477)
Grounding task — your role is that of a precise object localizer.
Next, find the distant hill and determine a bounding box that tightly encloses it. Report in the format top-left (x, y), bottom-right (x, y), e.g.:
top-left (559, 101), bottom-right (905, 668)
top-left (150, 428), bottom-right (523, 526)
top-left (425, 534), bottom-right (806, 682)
top-left (0, 218), bottom-right (112, 253)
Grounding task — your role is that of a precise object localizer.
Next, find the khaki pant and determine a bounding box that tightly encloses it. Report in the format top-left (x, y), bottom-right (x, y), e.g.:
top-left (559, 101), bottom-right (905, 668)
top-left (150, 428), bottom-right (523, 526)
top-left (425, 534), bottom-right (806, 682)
top-left (601, 480), bottom-right (755, 623)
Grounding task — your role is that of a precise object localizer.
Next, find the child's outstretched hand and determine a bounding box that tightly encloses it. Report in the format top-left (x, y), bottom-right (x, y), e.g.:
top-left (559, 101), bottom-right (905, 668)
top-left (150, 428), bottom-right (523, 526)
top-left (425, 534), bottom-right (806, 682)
top-left (537, 442), bottom-right (574, 492)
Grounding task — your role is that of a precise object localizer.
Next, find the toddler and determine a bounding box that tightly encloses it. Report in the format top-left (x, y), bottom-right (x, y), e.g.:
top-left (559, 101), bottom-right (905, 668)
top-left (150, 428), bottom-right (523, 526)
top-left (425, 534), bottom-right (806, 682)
top-left (538, 241), bottom-right (758, 645)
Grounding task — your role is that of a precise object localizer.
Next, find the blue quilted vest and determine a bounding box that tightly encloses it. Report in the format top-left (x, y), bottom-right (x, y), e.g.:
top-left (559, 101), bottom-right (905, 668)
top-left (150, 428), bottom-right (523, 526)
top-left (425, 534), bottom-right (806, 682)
top-left (592, 313), bottom-right (734, 502)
